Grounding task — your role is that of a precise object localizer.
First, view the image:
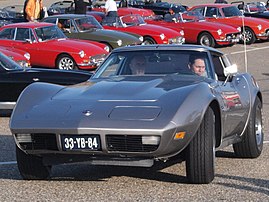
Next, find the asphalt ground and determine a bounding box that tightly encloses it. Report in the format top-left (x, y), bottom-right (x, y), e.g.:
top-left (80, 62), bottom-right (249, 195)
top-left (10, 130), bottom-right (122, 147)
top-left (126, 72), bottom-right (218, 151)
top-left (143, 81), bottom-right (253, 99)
top-left (0, 0), bottom-right (269, 201)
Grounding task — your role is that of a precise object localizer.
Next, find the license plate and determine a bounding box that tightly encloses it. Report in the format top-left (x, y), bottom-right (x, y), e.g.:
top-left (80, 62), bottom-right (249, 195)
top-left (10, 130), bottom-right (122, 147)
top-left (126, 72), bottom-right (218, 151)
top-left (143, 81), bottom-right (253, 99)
top-left (61, 135), bottom-right (101, 151)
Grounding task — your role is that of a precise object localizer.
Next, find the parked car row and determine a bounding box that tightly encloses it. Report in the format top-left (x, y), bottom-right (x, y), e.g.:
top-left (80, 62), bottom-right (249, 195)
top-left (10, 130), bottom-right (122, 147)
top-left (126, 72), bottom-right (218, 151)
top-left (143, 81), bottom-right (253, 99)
top-left (0, 1), bottom-right (269, 68)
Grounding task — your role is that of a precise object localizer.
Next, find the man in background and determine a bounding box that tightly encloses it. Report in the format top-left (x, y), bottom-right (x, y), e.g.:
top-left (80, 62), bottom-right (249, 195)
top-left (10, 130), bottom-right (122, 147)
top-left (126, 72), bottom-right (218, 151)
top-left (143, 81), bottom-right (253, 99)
top-left (24, 0), bottom-right (44, 22)
top-left (74, 0), bottom-right (92, 14)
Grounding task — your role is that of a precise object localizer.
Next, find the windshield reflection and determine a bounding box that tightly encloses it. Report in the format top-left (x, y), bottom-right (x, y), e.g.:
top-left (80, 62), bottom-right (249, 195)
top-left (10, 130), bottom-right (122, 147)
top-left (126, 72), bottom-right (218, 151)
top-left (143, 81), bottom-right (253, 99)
top-left (35, 25), bottom-right (66, 41)
top-left (75, 16), bottom-right (103, 32)
top-left (0, 53), bottom-right (23, 70)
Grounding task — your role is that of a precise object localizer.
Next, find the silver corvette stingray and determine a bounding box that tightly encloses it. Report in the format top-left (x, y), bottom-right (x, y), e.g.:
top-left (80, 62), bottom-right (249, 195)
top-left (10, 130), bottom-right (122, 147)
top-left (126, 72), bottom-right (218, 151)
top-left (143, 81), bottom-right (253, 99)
top-left (10, 45), bottom-right (263, 184)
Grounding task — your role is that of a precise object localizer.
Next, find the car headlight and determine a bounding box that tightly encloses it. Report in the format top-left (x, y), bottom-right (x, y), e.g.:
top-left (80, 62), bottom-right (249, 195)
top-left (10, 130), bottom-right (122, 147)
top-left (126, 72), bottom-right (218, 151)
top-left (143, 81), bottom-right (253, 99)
top-left (139, 36), bottom-right (144, 42)
top-left (217, 29), bottom-right (223, 35)
top-left (257, 24), bottom-right (262, 30)
top-left (179, 30), bottom-right (184, 36)
top-left (117, 39), bottom-right (122, 46)
top-left (160, 33), bottom-right (165, 40)
top-left (24, 53), bottom-right (30, 60)
top-left (79, 50), bottom-right (85, 58)
top-left (237, 27), bottom-right (241, 32)
top-left (17, 60), bottom-right (30, 68)
top-left (104, 45), bottom-right (110, 52)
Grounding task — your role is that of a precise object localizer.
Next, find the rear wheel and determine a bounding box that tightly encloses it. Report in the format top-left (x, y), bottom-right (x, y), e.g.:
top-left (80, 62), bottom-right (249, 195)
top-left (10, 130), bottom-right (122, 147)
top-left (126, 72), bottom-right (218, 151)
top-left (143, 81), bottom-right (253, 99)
top-left (16, 145), bottom-right (51, 180)
top-left (186, 107), bottom-right (215, 184)
top-left (56, 54), bottom-right (77, 70)
top-left (143, 37), bottom-right (156, 45)
top-left (233, 97), bottom-right (263, 158)
top-left (241, 27), bottom-right (256, 45)
top-left (198, 32), bottom-right (216, 47)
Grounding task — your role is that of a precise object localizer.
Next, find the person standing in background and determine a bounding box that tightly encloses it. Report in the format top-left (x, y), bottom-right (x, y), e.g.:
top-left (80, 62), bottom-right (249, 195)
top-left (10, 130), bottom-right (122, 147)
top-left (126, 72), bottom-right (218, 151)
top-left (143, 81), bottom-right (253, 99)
top-left (74, 0), bottom-right (92, 14)
top-left (24, 0), bottom-right (44, 22)
top-left (105, 0), bottom-right (118, 20)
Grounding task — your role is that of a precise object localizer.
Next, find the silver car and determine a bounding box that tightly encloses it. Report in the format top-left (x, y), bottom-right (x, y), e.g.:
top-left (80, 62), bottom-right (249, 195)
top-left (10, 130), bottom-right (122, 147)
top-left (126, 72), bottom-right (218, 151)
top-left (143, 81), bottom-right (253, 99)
top-left (10, 45), bottom-right (263, 184)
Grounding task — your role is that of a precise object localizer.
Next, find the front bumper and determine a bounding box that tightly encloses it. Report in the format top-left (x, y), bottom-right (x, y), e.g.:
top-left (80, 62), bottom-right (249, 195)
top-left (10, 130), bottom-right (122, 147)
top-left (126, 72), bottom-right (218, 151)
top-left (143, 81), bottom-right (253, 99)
top-left (216, 33), bottom-right (241, 44)
top-left (13, 123), bottom-right (195, 166)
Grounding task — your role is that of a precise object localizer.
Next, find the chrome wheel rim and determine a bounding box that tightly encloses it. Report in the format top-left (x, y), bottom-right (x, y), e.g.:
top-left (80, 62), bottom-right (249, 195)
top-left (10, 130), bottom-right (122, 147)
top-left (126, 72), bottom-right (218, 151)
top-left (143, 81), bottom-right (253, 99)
top-left (255, 106), bottom-right (263, 146)
top-left (200, 35), bottom-right (211, 47)
top-left (244, 30), bottom-right (253, 43)
top-left (58, 57), bottom-right (74, 70)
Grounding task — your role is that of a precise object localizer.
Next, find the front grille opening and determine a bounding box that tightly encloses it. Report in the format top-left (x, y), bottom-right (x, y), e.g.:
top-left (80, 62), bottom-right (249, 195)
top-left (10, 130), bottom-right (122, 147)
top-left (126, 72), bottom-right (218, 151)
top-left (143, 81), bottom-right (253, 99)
top-left (106, 135), bottom-right (159, 152)
top-left (19, 133), bottom-right (58, 151)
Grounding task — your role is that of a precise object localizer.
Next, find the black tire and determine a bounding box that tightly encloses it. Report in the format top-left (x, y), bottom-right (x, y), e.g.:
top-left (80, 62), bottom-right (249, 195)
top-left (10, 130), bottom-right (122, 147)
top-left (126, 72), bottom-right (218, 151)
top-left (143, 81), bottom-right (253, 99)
top-left (143, 37), bottom-right (156, 45)
top-left (186, 107), bottom-right (215, 184)
top-left (16, 145), bottom-right (51, 180)
top-left (241, 27), bottom-right (256, 45)
top-left (198, 32), bottom-right (216, 47)
top-left (56, 54), bottom-right (77, 70)
top-left (233, 97), bottom-right (263, 158)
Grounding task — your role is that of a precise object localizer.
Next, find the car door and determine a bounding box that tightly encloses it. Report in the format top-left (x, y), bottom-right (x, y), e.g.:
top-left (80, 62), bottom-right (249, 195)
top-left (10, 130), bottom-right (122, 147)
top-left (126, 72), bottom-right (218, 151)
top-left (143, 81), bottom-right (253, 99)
top-left (11, 27), bottom-right (43, 66)
top-left (211, 53), bottom-right (251, 138)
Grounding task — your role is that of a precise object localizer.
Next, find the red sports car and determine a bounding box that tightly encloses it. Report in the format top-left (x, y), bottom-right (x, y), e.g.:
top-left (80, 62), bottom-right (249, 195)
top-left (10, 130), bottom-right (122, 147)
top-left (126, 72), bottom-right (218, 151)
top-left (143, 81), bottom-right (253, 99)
top-left (0, 46), bottom-right (31, 68)
top-left (189, 4), bottom-right (269, 44)
top-left (146, 11), bottom-right (241, 47)
top-left (0, 22), bottom-right (109, 70)
top-left (102, 14), bottom-right (185, 45)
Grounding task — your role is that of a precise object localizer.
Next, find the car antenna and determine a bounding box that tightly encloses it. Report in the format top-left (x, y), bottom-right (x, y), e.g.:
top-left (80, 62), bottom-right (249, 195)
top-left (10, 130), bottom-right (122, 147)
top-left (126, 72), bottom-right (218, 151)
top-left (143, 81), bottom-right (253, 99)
top-left (241, 12), bottom-right (248, 72)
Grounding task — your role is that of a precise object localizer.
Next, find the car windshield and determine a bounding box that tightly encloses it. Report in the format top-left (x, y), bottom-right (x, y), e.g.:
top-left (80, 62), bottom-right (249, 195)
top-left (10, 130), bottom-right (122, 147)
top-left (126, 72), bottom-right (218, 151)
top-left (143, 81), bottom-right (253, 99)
top-left (75, 16), bottom-right (103, 32)
top-left (245, 2), bottom-right (267, 13)
top-left (93, 50), bottom-right (212, 78)
top-left (35, 25), bottom-right (66, 41)
top-left (119, 15), bottom-right (146, 27)
top-left (0, 52), bottom-right (23, 71)
top-left (179, 11), bottom-right (205, 22)
top-left (222, 6), bottom-right (243, 17)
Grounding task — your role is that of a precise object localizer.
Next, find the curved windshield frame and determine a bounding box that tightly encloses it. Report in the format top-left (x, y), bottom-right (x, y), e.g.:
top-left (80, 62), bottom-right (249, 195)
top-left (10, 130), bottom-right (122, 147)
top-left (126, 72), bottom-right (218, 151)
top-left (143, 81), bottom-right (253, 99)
top-left (93, 50), bottom-right (214, 79)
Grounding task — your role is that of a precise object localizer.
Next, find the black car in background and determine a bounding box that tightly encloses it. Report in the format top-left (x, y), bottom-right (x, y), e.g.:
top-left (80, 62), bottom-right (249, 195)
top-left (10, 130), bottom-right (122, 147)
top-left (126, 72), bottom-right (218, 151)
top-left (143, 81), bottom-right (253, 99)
top-left (128, 0), bottom-right (187, 16)
top-left (232, 1), bottom-right (269, 20)
top-left (0, 52), bottom-right (92, 116)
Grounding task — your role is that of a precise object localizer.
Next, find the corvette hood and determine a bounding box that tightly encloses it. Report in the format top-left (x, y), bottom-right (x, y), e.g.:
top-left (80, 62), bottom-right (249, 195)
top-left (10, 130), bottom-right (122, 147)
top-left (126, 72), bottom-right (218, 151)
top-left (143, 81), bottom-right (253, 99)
top-left (12, 75), bottom-right (209, 129)
top-left (52, 75), bottom-right (206, 103)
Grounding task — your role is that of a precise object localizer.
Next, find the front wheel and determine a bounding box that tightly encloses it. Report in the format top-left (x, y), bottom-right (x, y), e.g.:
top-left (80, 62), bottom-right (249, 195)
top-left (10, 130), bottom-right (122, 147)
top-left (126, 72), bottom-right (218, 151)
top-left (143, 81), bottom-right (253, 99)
top-left (16, 145), bottom-right (51, 180)
top-left (186, 107), bottom-right (215, 184)
top-left (143, 37), bottom-right (156, 45)
top-left (198, 32), bottom-right (216, 47)
top-left (241, 27), bottom-right (256, 45)
top-left (233, 97), bottom-right (263, 158)
top-left (56, 54), bottom-right (77, 70)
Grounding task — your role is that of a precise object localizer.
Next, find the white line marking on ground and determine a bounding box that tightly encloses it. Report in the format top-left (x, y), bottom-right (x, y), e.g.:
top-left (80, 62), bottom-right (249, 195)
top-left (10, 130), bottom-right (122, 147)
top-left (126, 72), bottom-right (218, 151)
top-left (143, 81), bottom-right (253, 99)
top-left (0, 161), bottom-right (17, 165)
top-left (230, 46), bottom-right (269, 55)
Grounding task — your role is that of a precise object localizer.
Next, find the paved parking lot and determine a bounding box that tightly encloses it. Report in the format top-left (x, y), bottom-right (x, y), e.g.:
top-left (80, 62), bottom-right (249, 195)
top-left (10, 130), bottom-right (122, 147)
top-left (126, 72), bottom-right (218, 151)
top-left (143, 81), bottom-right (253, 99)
top-left (0, 0), bottom-right (269, 201)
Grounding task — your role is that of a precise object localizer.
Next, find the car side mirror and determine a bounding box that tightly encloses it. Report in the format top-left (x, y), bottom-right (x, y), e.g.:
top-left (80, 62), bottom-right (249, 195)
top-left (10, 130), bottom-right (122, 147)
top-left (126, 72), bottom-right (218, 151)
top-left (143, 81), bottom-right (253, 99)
top-left (224, 64), bottom-right (238, 77)
top-left (212, 14), bottom-right (217, 18)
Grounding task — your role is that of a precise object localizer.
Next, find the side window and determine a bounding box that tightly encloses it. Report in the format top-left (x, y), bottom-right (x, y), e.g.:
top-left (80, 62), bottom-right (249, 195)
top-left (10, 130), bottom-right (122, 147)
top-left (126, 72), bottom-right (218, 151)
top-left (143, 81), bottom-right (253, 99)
top-left (191, 7), bottom-right (205, 16)
top-left (0, 28), bottom-right (15, 40)
top-left (58, 19), bottom-right (75, 32)
top-left (15, 28), bottom-right (31, 41)
top-left (205, 7), bottom-right (218, 17)
top-left (212, 55), bottom-right (226, 81)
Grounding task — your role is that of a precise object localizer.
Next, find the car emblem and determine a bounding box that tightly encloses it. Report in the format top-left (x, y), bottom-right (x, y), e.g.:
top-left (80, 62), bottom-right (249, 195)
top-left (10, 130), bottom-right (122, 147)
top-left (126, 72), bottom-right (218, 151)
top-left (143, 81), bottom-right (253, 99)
top-left (83, 110), bottom-right (93, 116)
